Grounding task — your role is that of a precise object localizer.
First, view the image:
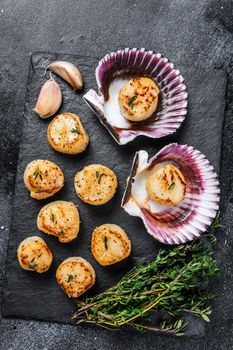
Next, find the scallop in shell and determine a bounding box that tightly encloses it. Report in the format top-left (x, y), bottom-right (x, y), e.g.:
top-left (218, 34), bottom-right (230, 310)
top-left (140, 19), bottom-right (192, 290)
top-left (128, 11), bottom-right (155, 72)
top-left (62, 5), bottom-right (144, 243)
top-left (84, 48), bottom-right (187, 145)
top-left (121, 143), bottom-right (220, 244)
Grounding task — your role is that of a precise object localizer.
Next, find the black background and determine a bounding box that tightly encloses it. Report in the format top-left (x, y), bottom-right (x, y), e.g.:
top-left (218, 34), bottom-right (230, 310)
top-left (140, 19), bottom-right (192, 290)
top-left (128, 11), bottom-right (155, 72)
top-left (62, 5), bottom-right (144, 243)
top-left (0, 1), bottom-right (233, 349)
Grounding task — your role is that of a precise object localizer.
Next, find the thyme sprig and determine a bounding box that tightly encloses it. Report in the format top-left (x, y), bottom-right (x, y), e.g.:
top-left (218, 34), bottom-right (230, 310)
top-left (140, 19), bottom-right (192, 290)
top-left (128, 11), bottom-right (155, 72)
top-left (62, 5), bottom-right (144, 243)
top-left (73, 214), bottom-right (222, 335)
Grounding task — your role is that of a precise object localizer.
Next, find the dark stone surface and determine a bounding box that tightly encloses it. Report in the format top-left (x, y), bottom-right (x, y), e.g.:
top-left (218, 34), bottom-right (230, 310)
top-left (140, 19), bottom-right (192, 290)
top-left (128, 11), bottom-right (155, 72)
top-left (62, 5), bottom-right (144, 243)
top-left (1, 52), bottom-right (226, 327)
top-left (0, 0), bottom-right (233, 349)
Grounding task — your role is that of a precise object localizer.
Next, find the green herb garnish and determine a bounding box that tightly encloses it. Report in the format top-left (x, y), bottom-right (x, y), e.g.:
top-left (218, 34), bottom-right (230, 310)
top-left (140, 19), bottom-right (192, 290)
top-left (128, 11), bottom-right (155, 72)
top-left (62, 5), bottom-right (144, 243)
top-left (59, 230), bottom-right (64, 236)
top-left (128, 95), bottom-right (137, 108)
top-left (29, 257), bottom-right (37, 269)
top-left (73, 216), bottom-right (222, 336)
top-left (71, 128), bottom-right (79, 134)
top-left (96, 171), bottom-right (105, 184)
top-left (67, 275), bottom-right (74, 283)
top-left (168, 181), bottom-right (175, 190)
top-left (33, 170), bottom-right (39, 179)
top-left (50, 213), bottom-right (55, 223)
top-left (104, 236), bottom-right (108, 250)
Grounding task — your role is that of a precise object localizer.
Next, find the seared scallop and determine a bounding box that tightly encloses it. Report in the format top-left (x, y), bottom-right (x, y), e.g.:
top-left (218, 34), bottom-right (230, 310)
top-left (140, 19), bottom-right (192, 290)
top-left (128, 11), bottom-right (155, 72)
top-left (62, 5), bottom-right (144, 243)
top-left (37, 201), bottom-right (80, 243)
top-left (74, 164), bottom-right (118, 205)
top-left (24, 160), bottom-right (64, 200)
top-left (17, 236), bottom-right (53, 273)
top-left (56, 257), bottom-right (95, 298)
top-left (118, 77), bottom-right (159, 122)
top-left (146, 164), bottom-right (186, 206)
top-left (47, 113), bottom-right (89, 155)
top-left (91, 224), bottom-right (131, 266)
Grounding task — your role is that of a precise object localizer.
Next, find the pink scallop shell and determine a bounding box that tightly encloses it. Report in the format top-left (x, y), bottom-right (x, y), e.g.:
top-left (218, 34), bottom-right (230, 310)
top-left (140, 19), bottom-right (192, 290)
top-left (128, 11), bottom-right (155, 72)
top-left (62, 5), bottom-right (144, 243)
top-left (84, 48), bottom-right (187, 145)
top-left (121, 143), bottom-right (220, 244)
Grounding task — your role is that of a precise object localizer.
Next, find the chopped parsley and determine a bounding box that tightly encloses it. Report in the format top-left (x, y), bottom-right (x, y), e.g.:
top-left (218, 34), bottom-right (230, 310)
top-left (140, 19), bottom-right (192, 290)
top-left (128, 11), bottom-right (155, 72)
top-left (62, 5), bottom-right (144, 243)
top-left (59, 230), bottom-right (64, 236)
top-left (128, 95), bottom-right (137, 108)
top-left (71, 128), bottom-right (79, 134)
top-left (67, 275), bottom-right (74, 283)
top-left (104, 236), bottom-right (108, 250)
top-left (168, 181), bottom-right (175, 190)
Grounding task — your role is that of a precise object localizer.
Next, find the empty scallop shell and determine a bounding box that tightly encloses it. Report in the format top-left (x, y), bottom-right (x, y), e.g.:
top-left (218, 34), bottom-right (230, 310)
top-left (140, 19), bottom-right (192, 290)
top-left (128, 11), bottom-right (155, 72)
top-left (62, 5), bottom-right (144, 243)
top-left (121, 143), bottom-right (220, 244)
top-left (84, 48), bottom-right (187, 145)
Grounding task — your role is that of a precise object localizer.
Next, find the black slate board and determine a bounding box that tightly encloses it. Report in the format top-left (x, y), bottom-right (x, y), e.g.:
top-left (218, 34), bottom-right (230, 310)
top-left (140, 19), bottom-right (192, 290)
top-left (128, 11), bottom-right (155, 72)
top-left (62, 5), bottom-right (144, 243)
top-left (1, 52), bottom-right (227, 332)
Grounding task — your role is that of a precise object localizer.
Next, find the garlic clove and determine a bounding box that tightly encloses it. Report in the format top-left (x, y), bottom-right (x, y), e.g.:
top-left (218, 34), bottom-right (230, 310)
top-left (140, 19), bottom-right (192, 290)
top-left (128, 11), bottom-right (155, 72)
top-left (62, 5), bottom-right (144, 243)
top-left (47, 61), bottom-right (83, 90)
top-left (33, 79), bottom-right (62, 119)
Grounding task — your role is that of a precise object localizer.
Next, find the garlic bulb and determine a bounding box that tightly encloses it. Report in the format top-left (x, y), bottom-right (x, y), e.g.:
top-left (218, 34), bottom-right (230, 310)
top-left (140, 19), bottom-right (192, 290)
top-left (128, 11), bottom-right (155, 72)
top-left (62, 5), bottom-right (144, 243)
top-left (47, 61), bottom-right (83, 90)
top-left (33, 79), bottom-right (62, 119)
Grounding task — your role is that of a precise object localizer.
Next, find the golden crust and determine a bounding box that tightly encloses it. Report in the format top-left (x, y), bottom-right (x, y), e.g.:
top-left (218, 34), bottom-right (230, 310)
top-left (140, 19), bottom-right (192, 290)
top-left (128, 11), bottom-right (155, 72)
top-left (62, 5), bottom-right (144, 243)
top-left (118, 77), bottom-right (159, 122)
top-left (23, 160), bottom-right (64, 200)
top-left (37, 201), bottom-right (80, 243)
top-left (146, 164), bottom-right (186, 206)
top-left (17, 236), bottom-right (53, 273)
top-left (47, 113), bottom-right (89, 155)
top-left (74, 164), bottom-right (118, 205)
top-left (56, 257), bottom-right (96, 298)
top-left (91, 224), bottom-right (131, 266)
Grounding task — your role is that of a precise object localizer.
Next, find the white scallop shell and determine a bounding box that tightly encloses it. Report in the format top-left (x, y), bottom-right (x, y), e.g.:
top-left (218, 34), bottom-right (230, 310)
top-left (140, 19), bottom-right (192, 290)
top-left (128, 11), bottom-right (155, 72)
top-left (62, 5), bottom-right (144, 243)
top-left (84, 48), bottom-right (187, 145)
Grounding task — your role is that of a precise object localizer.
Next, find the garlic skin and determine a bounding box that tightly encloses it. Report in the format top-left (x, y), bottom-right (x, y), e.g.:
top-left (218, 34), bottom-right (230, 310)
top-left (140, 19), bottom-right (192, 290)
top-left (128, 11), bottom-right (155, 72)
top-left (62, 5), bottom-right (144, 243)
top-left (47, 61), bottom-right (83, 90)
top-left (33, 79), bottom-right (62, 119)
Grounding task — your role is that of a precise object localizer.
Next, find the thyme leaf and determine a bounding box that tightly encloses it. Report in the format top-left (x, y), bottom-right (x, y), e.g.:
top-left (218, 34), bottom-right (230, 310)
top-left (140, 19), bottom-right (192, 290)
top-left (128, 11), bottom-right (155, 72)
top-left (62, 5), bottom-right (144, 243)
top-left (67, 275), bottom-right (74, 283)
top-left (71, 128), bottom-right (79, 134)
top-left (33, 170), bottom-right (39, 179)
top-left (128, 95), bottom-right (137, 108)
top-left (96, 171), bottom-right (105, 184)
top-left (168, 181), bottom-right (175, 190)
top-left (29, 257), bottom-right (37, 269)
top-left (50, 213), bottom-right (55, 223)
top-left (104, 236), bottom-right (108, 250)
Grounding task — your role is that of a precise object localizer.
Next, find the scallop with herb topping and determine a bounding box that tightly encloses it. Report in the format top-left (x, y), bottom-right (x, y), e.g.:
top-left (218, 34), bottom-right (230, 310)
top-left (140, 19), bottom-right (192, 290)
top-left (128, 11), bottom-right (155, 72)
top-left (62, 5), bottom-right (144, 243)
top-left (17, 236), bottom-right (53, 273)
top-left (118, 77), bottom-right (160, 122)
top-left (146, 163), bottom-right (186, 206)
top-left (23, 159), bottom-right (64, 200)
top-left (37, 201), bottom-right (80, 243)
top-left (56, 257), bottom-right (95, 298)
top-left (91, 224), bottom-right (131, 266)
top-left (47, 113), bottom-right (89, 155)
top-left (74, 164), bottom-right (118, 205)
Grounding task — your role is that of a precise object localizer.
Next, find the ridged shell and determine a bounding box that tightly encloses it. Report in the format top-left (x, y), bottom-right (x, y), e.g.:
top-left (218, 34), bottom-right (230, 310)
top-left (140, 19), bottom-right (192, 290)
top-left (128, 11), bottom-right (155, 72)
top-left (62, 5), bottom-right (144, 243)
top-left (121, 143), bottom-right (220, 244)
top-left (84, 48), bottom-right (187, 145)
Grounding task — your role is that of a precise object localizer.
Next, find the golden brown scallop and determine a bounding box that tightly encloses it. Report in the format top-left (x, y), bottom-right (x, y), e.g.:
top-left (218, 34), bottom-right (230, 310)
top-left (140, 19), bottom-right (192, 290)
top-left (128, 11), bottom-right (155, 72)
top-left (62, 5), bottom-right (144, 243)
top-left (91, 224), bottom-right (131, 266)
top-left (23, 160), bottom-right (64, 200)
top-left (37, 201), bottom-right (80, 243)
top-left (47, 113), bottom-right (89, 155)
top-left (74, 164), bottom-right (118, 205)
top-left (146, 164), bottom-right (186, 206)
top-left (118, 77), bottom-right (160, 122)
top-left (17, 236), bottom-right (53, 273)
top-left (56, 257), bottom-right (95, 298)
